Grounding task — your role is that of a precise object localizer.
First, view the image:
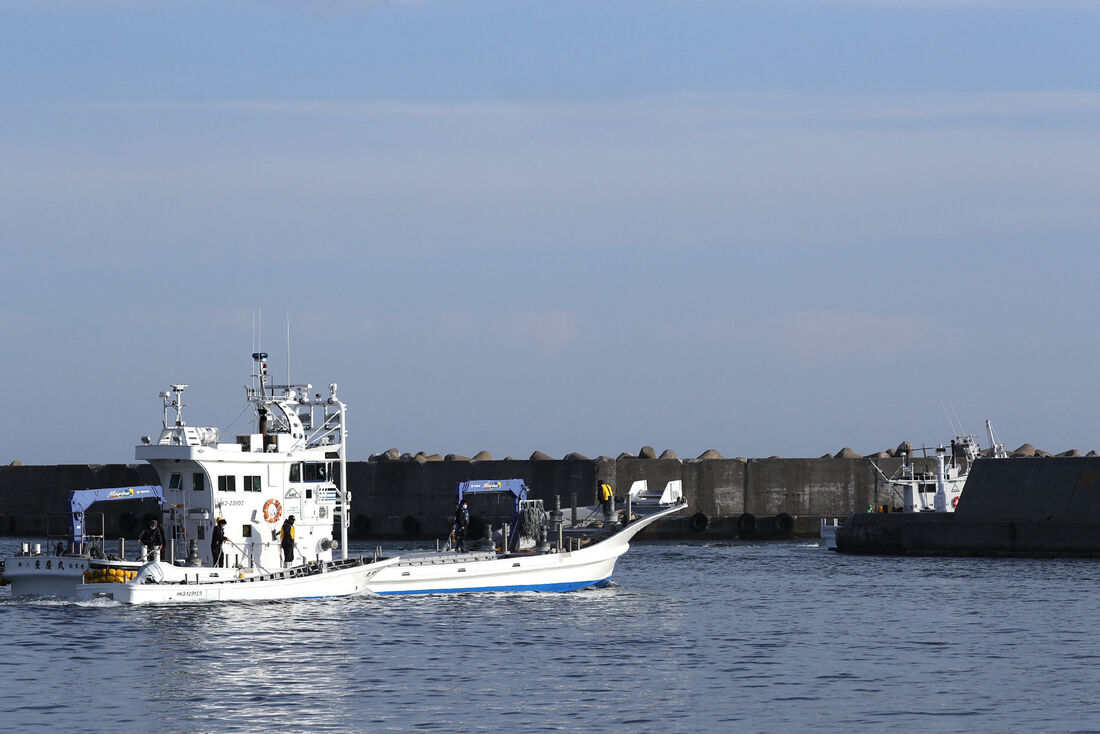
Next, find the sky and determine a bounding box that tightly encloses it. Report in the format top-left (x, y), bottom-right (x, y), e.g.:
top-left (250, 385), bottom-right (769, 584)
top-left (2, 0), bottom-right (1099, 465)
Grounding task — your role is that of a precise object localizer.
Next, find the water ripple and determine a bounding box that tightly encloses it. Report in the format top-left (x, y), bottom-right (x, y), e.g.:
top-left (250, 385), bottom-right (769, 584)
top-left (2, 538), bottom-right (1099, 732)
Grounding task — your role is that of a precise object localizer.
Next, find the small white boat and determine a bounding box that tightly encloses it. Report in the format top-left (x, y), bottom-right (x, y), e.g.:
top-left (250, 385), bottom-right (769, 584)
top-left (820, 421), bottom-right (1007, 548)
top-left (820, 518), bottom-right (840, 550)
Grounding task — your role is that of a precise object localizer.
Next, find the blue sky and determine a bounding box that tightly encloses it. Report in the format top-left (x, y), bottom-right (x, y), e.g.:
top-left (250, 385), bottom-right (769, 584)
top-left (2, 0), bottom-right (1099, 464)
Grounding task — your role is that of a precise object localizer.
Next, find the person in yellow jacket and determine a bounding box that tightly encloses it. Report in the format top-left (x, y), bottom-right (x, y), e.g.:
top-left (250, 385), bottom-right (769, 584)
top-left (280, 515), bottom-right (296, 567)
top-left (598, 479), bottom-right (614, 515)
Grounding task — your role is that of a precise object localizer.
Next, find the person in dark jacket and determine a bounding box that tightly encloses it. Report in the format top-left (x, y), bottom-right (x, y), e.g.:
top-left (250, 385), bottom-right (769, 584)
top-left (453, 499), bottom-right (469, 552)
top-left (211, 518), bottom-right (228, 567)
top-left (138, 518), bottom-right (165, 561)
top-left (280, 515), bottom-right (296, 567)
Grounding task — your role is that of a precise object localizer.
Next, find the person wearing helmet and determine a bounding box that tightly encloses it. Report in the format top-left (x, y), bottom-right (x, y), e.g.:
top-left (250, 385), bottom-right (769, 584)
top-left (138, 518), bottom-right (165, 561)
top-left (211, 517), bottom-right (228, 567)
top-left (280, 515), bottom-right (296, 567)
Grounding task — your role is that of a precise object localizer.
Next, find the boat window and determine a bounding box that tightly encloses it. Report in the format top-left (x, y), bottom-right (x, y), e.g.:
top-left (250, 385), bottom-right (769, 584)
top-left (192, 473), bottom-right (205, 491)
top-left (244, 475), bottom-right (261, 492)
top-left (303, 462), bottom-right (326, 482)
top-left (289, 463), bottom-right (301, 482)
top-left (218, 476), bottom-right (236, 492)
top-left (168, 473), bottom-right (182, 490)
top-left (197, 525), bottom-right (205, 540)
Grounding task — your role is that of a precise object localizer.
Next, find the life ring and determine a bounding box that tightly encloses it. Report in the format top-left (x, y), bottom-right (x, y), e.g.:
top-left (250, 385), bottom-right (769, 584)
top-left (951, 496), bottom-right (959, 509)
top-left (263, 499), bottom-right (282, 523)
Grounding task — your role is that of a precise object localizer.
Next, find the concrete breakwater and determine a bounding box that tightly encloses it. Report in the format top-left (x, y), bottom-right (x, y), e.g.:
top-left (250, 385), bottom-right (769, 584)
top-left (0, 453), bottom-right (935, 540)
top-left (836, 456), bottom-right (1100, 556)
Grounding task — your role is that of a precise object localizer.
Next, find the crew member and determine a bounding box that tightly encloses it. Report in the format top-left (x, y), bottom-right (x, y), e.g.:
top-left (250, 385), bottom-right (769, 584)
top-left (598, 478), bottom-right (614, 515)
top-left (139, 518), bottom-right (165, 561)
top-left (280, 515), bottom-right (296, 567)
top-left (211, 517), bottom-right (228, 567)
top-left (454, 499), bottom-right (469, 552)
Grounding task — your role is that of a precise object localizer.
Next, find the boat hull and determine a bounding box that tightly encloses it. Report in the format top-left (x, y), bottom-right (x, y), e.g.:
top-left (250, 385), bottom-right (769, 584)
top-left (74, 558), bottom-right (400, 604)
top-left (367, 549), bottom-right (621, 595)
top-left (4, 556), bottom-right (144, 598)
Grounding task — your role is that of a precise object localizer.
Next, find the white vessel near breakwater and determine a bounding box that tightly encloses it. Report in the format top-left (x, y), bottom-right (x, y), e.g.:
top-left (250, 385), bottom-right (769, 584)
top-left (2, 353), bottom-right (685, 602)
top-left (820, 421), bottom-right (1007, 549)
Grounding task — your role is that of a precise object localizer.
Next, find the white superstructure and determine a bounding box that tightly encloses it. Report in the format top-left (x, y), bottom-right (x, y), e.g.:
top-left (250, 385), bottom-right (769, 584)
top-left (137, 356), bottom-right (349, 572)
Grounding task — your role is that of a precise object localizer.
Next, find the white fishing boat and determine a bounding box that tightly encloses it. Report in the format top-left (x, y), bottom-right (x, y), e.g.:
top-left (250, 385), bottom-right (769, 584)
top-left (4, 352), bottom-right (396, 603)
top-left (366, 485), bottom-right (685, 595)
top-left (820, 421), bottom-right (1007, 549)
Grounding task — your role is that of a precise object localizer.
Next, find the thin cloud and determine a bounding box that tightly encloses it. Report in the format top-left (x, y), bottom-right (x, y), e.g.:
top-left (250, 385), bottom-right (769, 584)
top-left (495, 311), bottom-right (579, 355)
top-left (50, 89), bottom-right (1100, 125)
top-left (710, 311), bottom-right (943, 363)
top-left (440, 310), bottom-right (473, 337)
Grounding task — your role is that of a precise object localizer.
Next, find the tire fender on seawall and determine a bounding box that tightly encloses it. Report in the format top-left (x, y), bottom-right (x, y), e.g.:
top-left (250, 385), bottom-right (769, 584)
top-left (775, 512), bottom-right (795, 534)
top-left (690, 511), bottom-right (710, 532)
top-left (737, 512), bottom-right (756, 534)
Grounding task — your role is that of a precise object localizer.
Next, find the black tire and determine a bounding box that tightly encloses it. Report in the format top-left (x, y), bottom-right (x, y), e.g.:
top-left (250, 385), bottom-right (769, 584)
top-left (401, 515), bottom-right (421, 538)
top-left (690, 511), bottom-right (710, 532)
top-left (775, 512), bottom-right (795, 534)
top-left (737, 512), bottom-right (757, 534)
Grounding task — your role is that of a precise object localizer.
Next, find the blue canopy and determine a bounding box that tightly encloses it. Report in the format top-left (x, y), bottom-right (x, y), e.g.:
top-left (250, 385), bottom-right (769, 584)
top-left (454, 479), bottom-right (529, 504)
top-left (455, 480), bottom-right (531, 544)
top-left (68, 485), bottom-right (164, 543)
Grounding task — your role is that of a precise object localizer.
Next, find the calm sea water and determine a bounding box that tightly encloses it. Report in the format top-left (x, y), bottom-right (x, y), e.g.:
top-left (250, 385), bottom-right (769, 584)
top-left (2, 536), bottom-right (1098, 734)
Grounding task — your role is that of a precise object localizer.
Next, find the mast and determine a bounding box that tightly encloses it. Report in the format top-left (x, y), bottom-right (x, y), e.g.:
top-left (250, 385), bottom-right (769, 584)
top-left (986, 420), bottom-right (1006, 459)
top-left (330, 383), bottom-right (349, 560)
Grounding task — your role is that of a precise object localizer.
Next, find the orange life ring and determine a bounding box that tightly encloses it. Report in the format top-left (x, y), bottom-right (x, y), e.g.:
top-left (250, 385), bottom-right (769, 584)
top-left (263, 499), bottom-right (282, 523)
top-left (951, 496), bottom-right (959, 508)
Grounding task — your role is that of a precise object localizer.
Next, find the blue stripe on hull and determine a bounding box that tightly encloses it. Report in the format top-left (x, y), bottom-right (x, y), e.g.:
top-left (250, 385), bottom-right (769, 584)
top-left (376, 576), bottom-right (612, 595)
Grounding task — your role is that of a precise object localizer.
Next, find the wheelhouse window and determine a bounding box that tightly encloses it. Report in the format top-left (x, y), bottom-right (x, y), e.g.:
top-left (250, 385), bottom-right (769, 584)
top-left (304, 462), bottom-right (327, 482)
top-left (168, 473), bottom-right (182, 490)
top-left (192, 473), bottom-right (205, 491)
top-left (289, 463), bottom-right (301, 482)
top-left (244, 475), bottom-right (261, 492)
top-left (218, 475), bottom-right (236, 492)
